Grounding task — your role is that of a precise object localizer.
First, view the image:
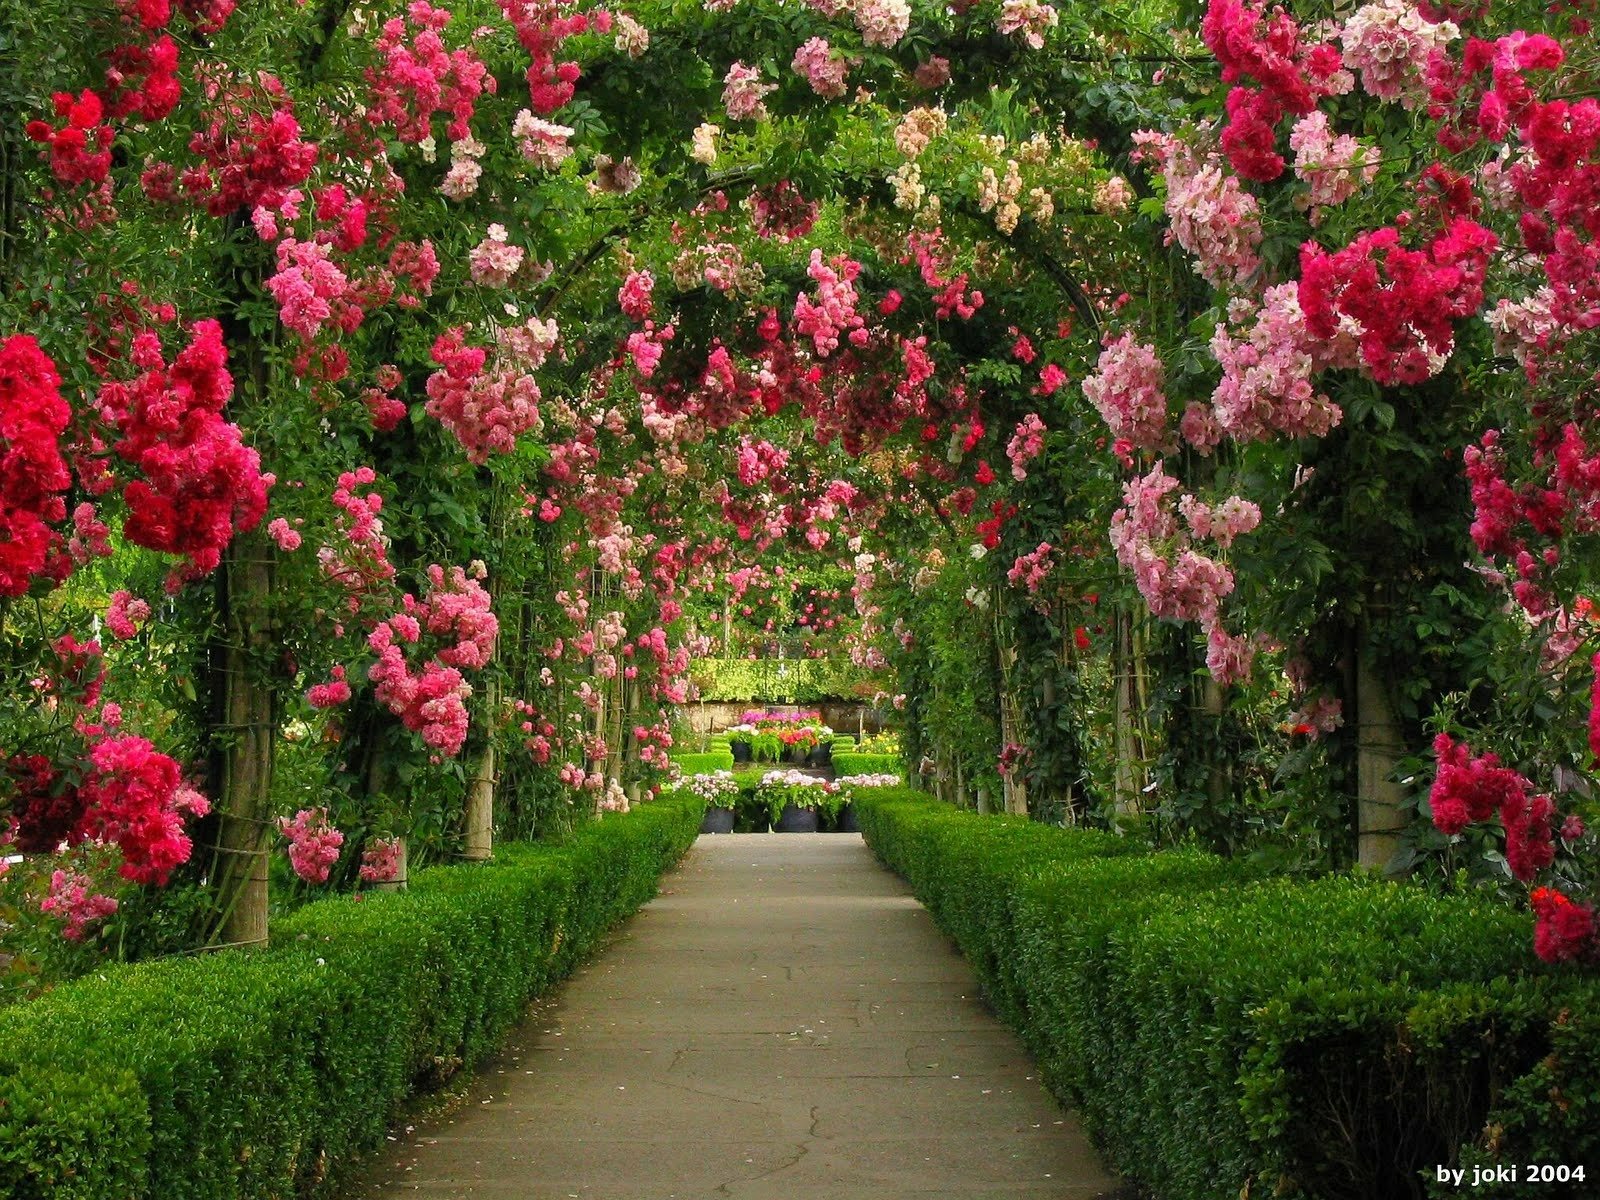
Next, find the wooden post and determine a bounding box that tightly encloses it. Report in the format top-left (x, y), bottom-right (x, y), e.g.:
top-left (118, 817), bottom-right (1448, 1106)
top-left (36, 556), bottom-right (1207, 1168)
top-left (1111, 609), bottom-right (1141, 819)
top-left (1356, 650), bottom-right (1407, 871)
top-left (372, 837), bottom-right (409, 892)
top-left (463, 732), bottom-right (495, 862)
top-left (1203, 669), bottom-right (1229, 815)
top-left (211, 538), bottom-right (276, 948)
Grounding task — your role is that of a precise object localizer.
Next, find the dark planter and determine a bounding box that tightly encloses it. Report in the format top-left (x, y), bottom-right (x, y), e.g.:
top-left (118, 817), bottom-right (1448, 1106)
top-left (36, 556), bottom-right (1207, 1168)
top-left (734, 795), bottom-right (768, 833)
top-left (806, 742), bottom-right (833, 768)
top-left (730, 740), bottom-right (751, 763)
top-left (700, 806), bottom-right (735, 834)
top-left (774, 803), bottom-right (819, 833)
top-left (785, 744), bottom-right (809, 764)
top-left (834, 803), bottom-right (860, 833)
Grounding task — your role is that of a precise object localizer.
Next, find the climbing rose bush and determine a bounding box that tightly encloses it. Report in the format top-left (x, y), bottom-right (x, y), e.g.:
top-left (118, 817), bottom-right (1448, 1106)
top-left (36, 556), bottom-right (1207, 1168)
top-left (280, 808), bottom-right (344, 884)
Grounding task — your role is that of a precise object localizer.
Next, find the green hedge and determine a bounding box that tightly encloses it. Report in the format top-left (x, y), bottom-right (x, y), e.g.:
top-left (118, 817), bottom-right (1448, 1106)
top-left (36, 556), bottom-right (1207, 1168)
top-left (832, 751), bottom-right (900, 777)
top-left (0, 795), bottom-right (704, 1200)
top-left (855, 791), bottom-right (1592, 1200)
top-left (669, 748), bottom-right (734, 773)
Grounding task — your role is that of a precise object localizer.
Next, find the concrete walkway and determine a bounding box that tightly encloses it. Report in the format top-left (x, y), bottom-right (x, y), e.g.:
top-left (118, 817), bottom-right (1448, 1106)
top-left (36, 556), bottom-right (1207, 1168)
top-left (350, 833), bottom-right (1123, 1199)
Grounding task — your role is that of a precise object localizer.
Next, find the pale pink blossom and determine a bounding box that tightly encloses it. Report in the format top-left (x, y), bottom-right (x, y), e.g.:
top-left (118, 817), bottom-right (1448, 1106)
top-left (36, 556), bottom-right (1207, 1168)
top-left (792, 37), bottom-right (850, 98)
top-left (1131, 130), bottom-right (1262, 289)
top-left (1083, 334), bottom-right (1168, 450)
top-left (722, 62), bottom-right (776, 121)
top-left (997, 0), bottom-right (1058, 49)
top-left (1340, 0), bottom-right (1457, 108)
top-left (469, 224), bottom-right (525, 287)
top-left (512, 110), bottom-right (574, 168)
top-left (853, 0), bottom-right (910, 47)
top-left (39, 869), bottom-right (118, 940)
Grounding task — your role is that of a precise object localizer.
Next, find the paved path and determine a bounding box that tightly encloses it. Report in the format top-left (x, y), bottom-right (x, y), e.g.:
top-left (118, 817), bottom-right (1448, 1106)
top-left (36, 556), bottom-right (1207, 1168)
top-left (350, 833), bottom-right (1123, 1199)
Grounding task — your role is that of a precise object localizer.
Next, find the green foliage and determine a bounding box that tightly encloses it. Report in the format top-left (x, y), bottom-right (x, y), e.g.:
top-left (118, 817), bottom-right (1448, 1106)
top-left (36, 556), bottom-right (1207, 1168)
top-left (759, 731), bottom-right (791, 762)
top-left (667, 749), bottom-right (735, 773)
top-left (832, 751), bottom-right (901, 776)
top-left (856, 791), bottom-right (1594, 1200)
top-left (690, 658), bottom-right (879, 702)
top-left (1448, 978), bottom-right (1600, 1196)
top-left (0, 797), bottom-right (702, 1200)
top-left (0, 1066), bottom-right (150, 1200)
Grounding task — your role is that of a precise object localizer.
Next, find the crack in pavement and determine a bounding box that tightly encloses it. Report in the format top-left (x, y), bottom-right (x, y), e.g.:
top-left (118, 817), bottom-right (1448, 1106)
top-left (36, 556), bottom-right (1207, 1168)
top-left (714, 1141), bottom-right (812, 1195)
top-left (656, 1079), bottom-right (763, 1106)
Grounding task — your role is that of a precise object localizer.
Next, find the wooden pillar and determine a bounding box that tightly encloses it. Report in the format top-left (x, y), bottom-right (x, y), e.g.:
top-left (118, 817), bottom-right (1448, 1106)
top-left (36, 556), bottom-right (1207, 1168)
top-left (1356, 651), bottom-right (1407, 871)
top-left (372, 837), bottom-right (409, 892)
top-left (1203, 670), bottom-right (1229, 814)
top-left (1111, 609), bottom-right (1141, 818)
top-left (463, 733), bottom-right (495, 862)
top-left (211, 539), bottom-right (276, 948)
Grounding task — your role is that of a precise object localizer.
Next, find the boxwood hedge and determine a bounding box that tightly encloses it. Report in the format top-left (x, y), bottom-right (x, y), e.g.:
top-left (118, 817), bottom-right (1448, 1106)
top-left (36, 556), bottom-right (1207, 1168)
top-left (668, 748), bottom-right (735, 773)
top-left (831, 750), bottom-right (901, 777)
top-left (855, 789), bottom-right (1595, 1200)
top-left (0, 794), bottom-right (703, 1200)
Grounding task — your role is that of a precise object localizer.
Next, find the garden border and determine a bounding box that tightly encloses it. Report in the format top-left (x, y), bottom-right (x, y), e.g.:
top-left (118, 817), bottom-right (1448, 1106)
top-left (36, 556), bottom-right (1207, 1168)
top-left (0, 795), bottom-right (704, 1200)
top-left (854, 789), bottom-right (1598, 1200)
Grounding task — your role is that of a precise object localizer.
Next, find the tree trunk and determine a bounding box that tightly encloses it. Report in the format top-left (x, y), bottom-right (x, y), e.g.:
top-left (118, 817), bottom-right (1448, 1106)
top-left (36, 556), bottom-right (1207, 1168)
top-left (1355, 649), bottom-right (1407, 871)
top-left (210, 540), bottom-right (276, 948)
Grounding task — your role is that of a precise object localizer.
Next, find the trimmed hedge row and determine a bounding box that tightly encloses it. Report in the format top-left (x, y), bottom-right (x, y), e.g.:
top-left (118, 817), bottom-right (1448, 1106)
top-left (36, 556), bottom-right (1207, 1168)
top-left (831, 750), bottom-right (900, 776)
top-left (0, 794), bottom-right (704, 1200)
top-left (855, 790), bottom-right (1594, 1200)
top-left (669, 748), bottom-right (735, 772)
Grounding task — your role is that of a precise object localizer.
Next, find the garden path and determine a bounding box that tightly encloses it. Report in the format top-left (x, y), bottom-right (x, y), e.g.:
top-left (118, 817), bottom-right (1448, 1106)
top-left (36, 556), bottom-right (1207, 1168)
top-left (349, 832), bottom-right (1123, 1199)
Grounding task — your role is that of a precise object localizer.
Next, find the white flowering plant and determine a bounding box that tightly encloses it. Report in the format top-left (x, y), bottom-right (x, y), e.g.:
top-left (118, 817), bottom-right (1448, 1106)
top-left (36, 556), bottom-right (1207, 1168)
top-left (756, 769), bottom-right (841, 823)
top-left (835, 773), bottom-right (902, 789)
top-left (684, 770), bottom-right (740, 809)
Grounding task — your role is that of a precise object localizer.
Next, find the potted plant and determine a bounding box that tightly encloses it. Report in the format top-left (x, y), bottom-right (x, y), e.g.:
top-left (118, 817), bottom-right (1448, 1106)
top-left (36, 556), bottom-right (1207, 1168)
top-left (758, 769), bottom-right (835, 832)
top-left (686, 770), bottom-right (739, 834)
top-left (725, 723), bottom-right (755, 763)
top-left (814, 782), bottom-right (850, 831)
top-left (780, 725), bottom-right (817, 763)
top-left (805, 727), bottom-right (836, 768)
top-left (751, 728), bottom-right (783, 763)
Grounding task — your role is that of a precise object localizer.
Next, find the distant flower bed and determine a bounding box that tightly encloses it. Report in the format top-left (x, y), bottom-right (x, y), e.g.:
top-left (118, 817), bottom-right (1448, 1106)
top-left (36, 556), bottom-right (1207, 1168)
top-left (725, 711), bottom-right (834, 760)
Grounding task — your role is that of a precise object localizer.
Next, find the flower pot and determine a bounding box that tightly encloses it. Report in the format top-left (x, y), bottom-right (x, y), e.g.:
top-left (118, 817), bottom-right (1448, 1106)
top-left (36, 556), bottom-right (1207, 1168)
top-left (834, 802), bottom-right (860, 833)
top-left (806, 743), bottom-right (833, 768)
top-left (700, 806), bottom-right (735, 834)
top-left (785, 744), bottom-right (809, 764)
top-left (774, 803), bottom-right (819, 833)
top-left (730, 741), bottom-right (751, 763)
